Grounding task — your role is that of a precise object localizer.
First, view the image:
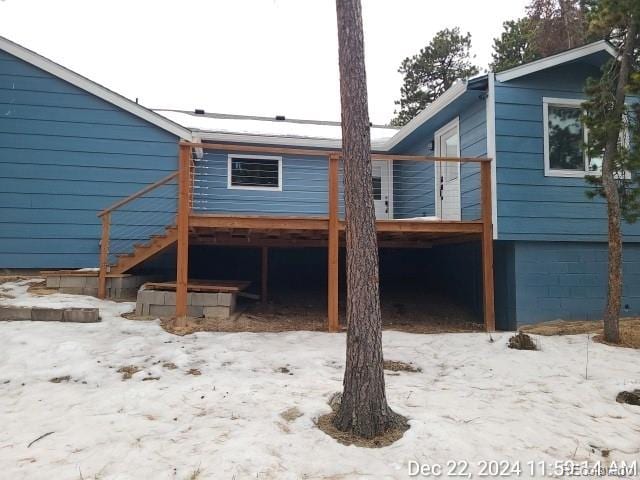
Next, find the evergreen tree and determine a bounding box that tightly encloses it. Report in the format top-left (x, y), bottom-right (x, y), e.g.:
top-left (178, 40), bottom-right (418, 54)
top-left (582, 0), bottom-right (640, 343)
top-left (391, 28), bottom-right (478, 126)
top-left (491, 0), bottom-right (591, 72)
top-left (490, 18), bottom-right (537, 72)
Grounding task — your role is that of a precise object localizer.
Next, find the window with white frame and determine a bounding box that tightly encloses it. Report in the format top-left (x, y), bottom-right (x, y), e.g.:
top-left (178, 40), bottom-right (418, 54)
top-left (227, 154), bottom-right (282, 190)
top-left (543, 97), bottom-right (602, 177)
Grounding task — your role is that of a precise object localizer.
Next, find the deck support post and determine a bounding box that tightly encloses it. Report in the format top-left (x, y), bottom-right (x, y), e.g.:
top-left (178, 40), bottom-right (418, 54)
top-left (175, 143), bottom-right (191, 324)
top-left (261, 246), bottom-right (269, 304)
top-left (327, 154), bottom-right (340, 332)
top-left (98, 212), bottom-right (110, 299)
top-left (480, 160), bottom-right (496, 332)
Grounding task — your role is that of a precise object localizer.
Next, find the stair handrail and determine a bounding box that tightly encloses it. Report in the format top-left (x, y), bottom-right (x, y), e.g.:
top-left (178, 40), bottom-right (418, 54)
top-left (98, 171), bottom-right (179, 218)
top-left (97, 170), bottom-right (179, 298)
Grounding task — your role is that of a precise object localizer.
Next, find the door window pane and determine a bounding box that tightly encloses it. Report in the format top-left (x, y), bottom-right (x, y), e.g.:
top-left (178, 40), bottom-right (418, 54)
top-left (372, 165), bottom-right (382, 200)
top-left (548, 105), bottom-right (585, 171)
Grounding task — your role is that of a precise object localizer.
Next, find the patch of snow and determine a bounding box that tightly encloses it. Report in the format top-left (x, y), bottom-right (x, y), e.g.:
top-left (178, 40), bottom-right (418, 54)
top-left (1, 279), bottom-right (639, 479)
top-left (75, 268), bottom-right (99, 272)
top-left (156, 109), bottom-right (399, 143)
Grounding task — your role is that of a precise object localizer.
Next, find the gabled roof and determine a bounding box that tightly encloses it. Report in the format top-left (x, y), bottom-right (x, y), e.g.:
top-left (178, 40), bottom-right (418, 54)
top-left (495, 40), bottom-right (617, 82)
top-left (0, 35), bottom-right (192, 140)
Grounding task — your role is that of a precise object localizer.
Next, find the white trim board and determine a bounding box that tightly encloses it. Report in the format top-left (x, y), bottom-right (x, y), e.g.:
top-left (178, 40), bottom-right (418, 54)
top-left (0, 35), bottom-right (192, 141)
top-left (495, 40), bottom-right (617, 83)
top-left (486, 73), bottom-right (498, 239)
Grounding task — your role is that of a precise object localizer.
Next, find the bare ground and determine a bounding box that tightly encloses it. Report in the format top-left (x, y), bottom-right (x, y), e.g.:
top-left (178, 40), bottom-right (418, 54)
top-left (154, 289), bottom-right (483, 335)
top-left (521, 317), bottom-right (640, 349)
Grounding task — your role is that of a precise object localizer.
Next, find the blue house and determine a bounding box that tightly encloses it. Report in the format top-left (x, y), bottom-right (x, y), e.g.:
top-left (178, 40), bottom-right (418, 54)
top-left (0, 35), bottom-right (637, 330)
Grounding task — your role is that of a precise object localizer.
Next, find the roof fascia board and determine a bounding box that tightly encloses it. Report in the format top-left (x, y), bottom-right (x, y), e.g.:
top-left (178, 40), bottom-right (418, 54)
top-left (0, 36), bottom-right (192, 140)
top-left (495, 40), bottom-right (617, 83)
top-left (383, 81), bottom-right (468, 151)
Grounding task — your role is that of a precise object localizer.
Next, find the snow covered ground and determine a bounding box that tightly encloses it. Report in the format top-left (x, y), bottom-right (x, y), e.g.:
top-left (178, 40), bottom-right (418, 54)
top-left (1, 279), bottom-right (639, 480)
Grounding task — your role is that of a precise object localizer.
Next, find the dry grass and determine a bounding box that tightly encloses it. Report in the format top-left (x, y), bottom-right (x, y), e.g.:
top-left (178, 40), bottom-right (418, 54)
top-left (522, 318), bottom-right (640, 349)
top-left (280, 407), bottom-right (303, 422)
top-left (383, 360), bottom-right (422, 373)
top-left (316, 412), bottom-right (409, 448)
top-left (116, 366), bottom-right (141, 380)
top-left (507, 331), bottom-right (538, 351)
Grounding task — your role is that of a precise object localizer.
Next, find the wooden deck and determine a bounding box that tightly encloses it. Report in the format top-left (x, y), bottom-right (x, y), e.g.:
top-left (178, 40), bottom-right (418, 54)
top-left (97, 141), bottom-right (495, 333)
top-left (188, 214), bottom-right (481, 248)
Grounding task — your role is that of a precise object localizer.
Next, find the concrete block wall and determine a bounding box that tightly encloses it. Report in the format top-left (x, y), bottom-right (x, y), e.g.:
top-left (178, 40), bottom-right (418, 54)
top-left (507, 241), bottom-right (640, 326)
top-left (45, 274), bottom-right (151, 299)
top-left (135, 289), bottom-right (236, 319)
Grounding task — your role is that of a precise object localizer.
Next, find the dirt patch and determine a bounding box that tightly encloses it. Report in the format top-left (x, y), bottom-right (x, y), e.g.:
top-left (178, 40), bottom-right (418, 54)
top-left (49, 375), bottom-right (71, 383)
top-left (117, 366), bottom-right (141, 380)
top-left (317, 392), bottom-right (409, 448)
top-left (26, 280), bottom-right (57, 296)
top-left (186, 368), bottom-right (201, 376)
top-left (522, 318), bottom-right (640, 349)
top-left (280, 407), bottom-right (303, 422)
top-left (317, 411), bottom-right (409, 448)
top-left (616, 390), bottom-right (640, 406)
top-left (383, 360), bottom-right (421, 373)
top-left (142, 376), bottom-right (160, 382)
top-left (508, 331), bottom-right (538, 351)
top-left (162, 362), bottom-right (177, 370)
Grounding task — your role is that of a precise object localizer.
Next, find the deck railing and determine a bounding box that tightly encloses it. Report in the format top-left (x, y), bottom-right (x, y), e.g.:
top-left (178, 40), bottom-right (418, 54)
top-left (96, 171), bottom-right (179, 298)
top-left (188, 144), bottom-right (484, 222)
top-left (175, 141), bottom-right (494, 331)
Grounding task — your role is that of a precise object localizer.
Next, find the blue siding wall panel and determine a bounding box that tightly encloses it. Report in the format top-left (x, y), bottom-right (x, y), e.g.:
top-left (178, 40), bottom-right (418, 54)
top-left (494, 62), bottom-right (640, 241)
top-left (0, 49), bottom-right (178, 268)
top-left (459, 99), bottom-right (486, 220)
top-left (193, 151), bottom-right (340, 216)
top-left (392, 96), bottom-right (486, 219)
top-left (511, 241), bottom-right (640, 325)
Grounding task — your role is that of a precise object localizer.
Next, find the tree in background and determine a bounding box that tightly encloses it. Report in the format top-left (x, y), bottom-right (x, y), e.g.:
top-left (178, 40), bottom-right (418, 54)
top-left (582, 0), bottom-right (640, 344)
top-left (334, 0), bottom-right (403, 438)
top-left (490, 18), bottom-right (537, 72)
top-left (391, 28), bottom-right (478, 126)
top-left (491, 0), bottom-right (590, 72)
top-left (528, 0), bottom-right (588, 56)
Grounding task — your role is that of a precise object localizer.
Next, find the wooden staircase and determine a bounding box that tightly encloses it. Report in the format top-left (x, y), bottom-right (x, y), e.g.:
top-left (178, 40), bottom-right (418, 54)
top-left (97, 171), bottom-right (179, 298)
top-left (109, 224), bottom-right (178, 275)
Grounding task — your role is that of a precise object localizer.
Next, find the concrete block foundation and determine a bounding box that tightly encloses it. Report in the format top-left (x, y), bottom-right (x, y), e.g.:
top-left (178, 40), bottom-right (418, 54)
top-left (43, 272), bottom-right (155, 300)
top-left (136, 289), bottom-right (236, 319)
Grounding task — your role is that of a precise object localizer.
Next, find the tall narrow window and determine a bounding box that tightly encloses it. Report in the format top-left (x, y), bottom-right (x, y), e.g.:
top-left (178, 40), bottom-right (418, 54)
top-left (228, 155), bottom-right (282, 190)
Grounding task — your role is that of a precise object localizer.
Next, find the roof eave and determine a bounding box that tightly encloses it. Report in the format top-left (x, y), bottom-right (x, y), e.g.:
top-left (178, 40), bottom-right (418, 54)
top-left (0, 35), bottom-right (193, 141)
top-left (495, 40), bottom-right (617, 83)
top-left (382, 80), bottom-right (469, 151)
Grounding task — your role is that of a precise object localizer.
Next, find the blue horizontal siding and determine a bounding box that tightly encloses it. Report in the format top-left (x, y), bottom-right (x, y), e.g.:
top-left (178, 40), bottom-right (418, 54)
top-left (0, 49), bottom-right (179, 268)
top-left (193, 151), bottom-right (336, 216)
top-left (459, 99), bottom-right (486, 220)
top-left (494, 62), bottom-right (640, 242)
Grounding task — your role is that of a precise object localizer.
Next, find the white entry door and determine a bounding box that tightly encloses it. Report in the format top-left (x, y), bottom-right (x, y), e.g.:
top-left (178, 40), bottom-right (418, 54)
top-left (434, 119), bottom-right (461, 220)
top-left (372, 160), bottom-right (392, 219)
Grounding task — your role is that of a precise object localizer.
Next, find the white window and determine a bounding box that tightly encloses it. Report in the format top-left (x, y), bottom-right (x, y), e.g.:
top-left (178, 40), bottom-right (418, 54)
top-left (227, 154), bottom-right (282, 191)
top-left (543, 97), bottom-right (601, 177)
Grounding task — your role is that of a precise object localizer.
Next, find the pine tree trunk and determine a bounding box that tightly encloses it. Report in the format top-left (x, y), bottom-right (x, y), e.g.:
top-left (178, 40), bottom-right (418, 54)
top-left (333, 0), bottom-right (394, 438)
top-left (601, 20), bottom-right (637, 344)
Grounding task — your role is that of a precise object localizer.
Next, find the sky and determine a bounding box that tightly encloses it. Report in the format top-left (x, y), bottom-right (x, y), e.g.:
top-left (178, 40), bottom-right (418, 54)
top-left (0, 0), bottom-right (529, 125)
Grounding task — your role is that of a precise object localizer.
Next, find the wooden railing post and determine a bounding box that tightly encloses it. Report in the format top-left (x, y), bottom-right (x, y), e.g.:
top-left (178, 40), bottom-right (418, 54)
top-left (175, 143), bottom-right (191, 323)
top-left (480, 160), bottom-right (496, 332)
top-left (98, 212), bottom-right (110, 299)
top-left (327, 153), bottom-right (340, 332)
